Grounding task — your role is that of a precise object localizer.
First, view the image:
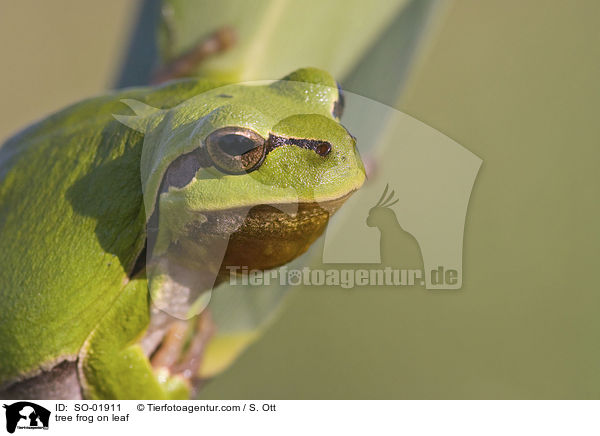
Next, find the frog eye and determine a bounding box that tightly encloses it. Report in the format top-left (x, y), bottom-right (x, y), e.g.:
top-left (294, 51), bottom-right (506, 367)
top-left (205, 127), bottom-right (266, 174)
top-left (332, 81), bottom-right (345, 119)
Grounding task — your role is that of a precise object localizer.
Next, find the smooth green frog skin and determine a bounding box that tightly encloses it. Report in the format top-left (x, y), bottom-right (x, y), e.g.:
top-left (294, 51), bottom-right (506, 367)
top-left (0, 68), bottom-right (365, 399)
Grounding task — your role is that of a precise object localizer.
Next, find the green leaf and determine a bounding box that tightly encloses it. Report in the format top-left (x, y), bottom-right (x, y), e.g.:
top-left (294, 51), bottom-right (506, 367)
top-left (158, 0), bottom-right (411, 81)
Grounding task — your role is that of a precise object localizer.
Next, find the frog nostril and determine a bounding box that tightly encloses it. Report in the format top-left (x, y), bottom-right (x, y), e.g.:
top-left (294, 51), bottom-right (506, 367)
top-left (315, 142), bottom-right (331, 157)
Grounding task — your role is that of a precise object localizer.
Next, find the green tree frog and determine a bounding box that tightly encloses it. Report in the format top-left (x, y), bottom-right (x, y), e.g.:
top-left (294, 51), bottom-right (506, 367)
top-left (0, 68), bottom-right (365, 399)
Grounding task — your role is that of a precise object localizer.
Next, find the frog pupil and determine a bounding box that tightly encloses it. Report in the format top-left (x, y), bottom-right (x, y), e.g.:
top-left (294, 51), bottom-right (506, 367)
top-left (218, 134), bottom-right (259, 156)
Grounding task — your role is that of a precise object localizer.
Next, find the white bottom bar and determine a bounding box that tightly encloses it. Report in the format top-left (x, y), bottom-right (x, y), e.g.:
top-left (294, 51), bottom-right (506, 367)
top-left (1, 400), bottom-right (596, 436)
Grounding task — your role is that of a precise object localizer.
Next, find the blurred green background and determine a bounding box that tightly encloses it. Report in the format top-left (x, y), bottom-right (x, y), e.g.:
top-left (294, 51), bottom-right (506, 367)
top-left (1, 0), bottom-right (598, 398)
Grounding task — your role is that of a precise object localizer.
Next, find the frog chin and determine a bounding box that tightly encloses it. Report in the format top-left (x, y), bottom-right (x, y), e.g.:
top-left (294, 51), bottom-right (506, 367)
top-left (215, 191), bottom-right (355, 278)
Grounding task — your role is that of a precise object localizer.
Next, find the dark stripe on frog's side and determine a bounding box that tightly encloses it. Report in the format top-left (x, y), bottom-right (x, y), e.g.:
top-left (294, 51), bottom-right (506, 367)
top-left (159, 132), bottom-right (334, 192)
top-left (266, 134), bottom-right (332, 157)
top-left (0, 360), bottom-right (81, 400)
top-left (162, 149), bottom-right (212, 189)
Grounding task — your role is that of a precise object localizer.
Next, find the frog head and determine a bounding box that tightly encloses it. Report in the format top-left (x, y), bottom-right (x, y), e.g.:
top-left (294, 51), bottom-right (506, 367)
top-left (116, 68), bottom-right (365, 317)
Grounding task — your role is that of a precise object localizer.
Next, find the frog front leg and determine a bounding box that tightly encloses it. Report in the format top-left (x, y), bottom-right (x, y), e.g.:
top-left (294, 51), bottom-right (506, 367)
top-left (151, 312), bottom-right (215, 383)
top-left (77, 277), bottom-right (189, 400)
top-left (152, 26), bottom-right (236, 84)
